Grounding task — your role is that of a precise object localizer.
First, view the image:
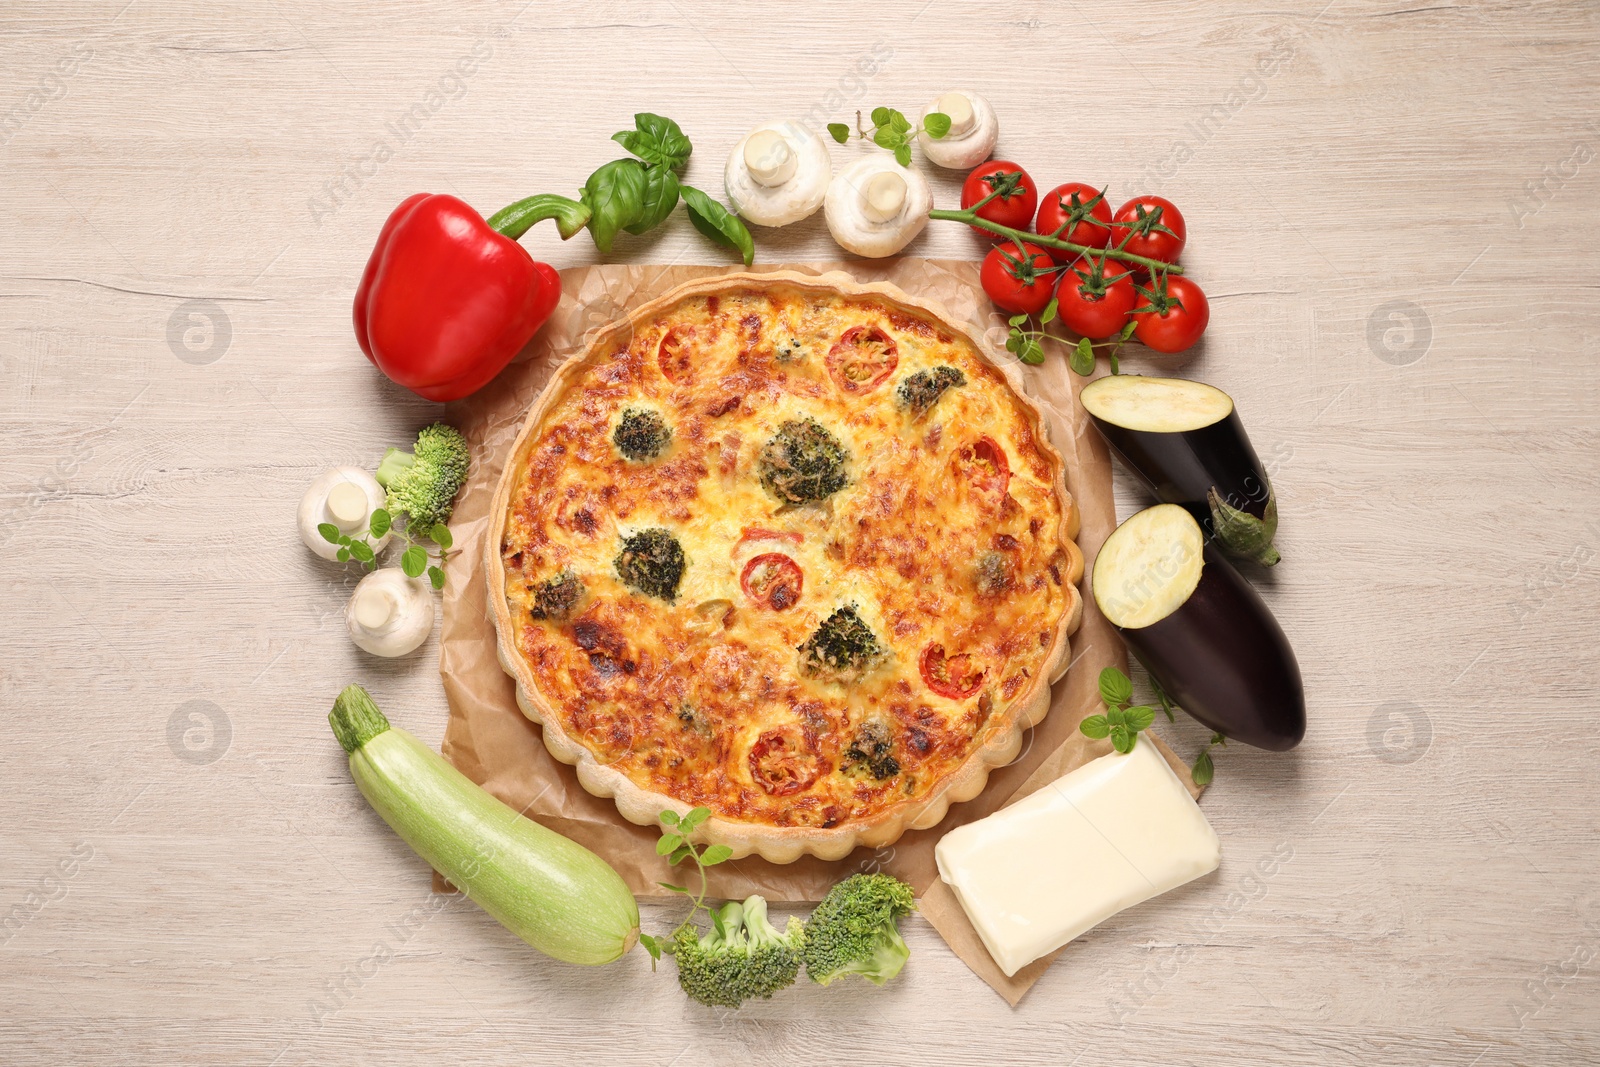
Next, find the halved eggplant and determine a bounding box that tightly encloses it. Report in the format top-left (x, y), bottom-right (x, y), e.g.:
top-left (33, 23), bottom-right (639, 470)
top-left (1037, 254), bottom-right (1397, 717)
top-left (1093, 504), bottom-right (1304, 751)
top-left (1081, 375), bottom-right (1280, 566)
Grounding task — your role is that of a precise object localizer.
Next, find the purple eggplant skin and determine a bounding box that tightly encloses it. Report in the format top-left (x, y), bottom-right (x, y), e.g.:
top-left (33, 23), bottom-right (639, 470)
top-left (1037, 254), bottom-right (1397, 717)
top-left (1117, 544), bottom-right (1306, 751)
top-left (1089, 405), bottom-right (1272, 529)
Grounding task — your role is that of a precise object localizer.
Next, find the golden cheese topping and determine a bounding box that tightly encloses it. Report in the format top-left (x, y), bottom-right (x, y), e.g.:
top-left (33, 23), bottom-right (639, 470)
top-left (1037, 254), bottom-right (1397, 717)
top-left (500, 286), bottom-right (1071, 830)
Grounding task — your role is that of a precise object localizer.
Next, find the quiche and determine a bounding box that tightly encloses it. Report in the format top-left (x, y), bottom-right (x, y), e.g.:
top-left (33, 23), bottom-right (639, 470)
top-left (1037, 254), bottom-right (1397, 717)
top-left (487, 271), bottom-right (1083, 863)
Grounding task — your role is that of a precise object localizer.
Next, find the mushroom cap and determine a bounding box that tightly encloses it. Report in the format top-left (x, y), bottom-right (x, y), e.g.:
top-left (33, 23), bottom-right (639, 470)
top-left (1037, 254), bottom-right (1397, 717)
top-left (918, 90), bottom-right (999, 170)
top-left (346, 569), bottom-right (435, 657)
top-left (724, 121), bottom-right (831, 227)
top-left (824, 155), bottom-right (933, 259)
top-left (298, 466), bottom-right (390, 561)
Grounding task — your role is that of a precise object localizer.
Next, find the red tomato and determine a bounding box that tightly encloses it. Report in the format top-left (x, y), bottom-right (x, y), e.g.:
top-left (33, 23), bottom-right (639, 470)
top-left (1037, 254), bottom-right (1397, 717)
top-left (920, 642), bottom-right (985, 700)
top-left (1055, 255), bottom-right (1138, 339)
top-left (657, 324), bottom-right (696, 382)
top-left (826, 325), bottom-right (898, 394)
top-left (1132, 275), bottom-right (1210, 354)
top-left (1034, 183), bottom-right (1112, 255)
top-left (735, 527), bottom-right (803, 550)
top-left (980, 241), bottom-right (1059, 315)
top-left (1112, 196), bottom-right (1186, 264)
top-left (739, 553), bottom-right (803, 611)
top-left (748, 729), bottom-right (826, 796)
top-left (961, 161), bottom-right (1038, 237)
top-left (954, 435), bottom-right (1011, 497)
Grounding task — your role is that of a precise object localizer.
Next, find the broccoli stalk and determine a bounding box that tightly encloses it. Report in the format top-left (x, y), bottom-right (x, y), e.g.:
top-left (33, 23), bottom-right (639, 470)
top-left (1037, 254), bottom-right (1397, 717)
top-left (668, 896), bottom-right (805, 1008)
top-left (375, 422), bottom-right (470, 530)
top-left (802, 873), bottom-right (915, 987)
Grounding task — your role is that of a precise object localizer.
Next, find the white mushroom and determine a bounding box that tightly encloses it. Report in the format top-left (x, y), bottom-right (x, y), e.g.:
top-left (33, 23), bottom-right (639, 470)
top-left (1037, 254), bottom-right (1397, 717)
top-left (824, 155), bottom-right (932, 259)
top-left (298, 467), bottom-right (390, 560)
top-left (346, 569), bottom-right (435, 657)
top-left (917, 91), bottom-right (999, 170)
top-left (724, 121), bottom-right (832, 227)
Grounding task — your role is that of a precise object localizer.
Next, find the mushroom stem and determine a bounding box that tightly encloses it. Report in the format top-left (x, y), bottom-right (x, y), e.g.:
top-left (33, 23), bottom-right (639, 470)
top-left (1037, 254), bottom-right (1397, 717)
top-left (862, 172), bottom-right (907, 223)
top-left (937, 92), bottom-right (975, 136)
top-left (744, 130), bottom-right (797, 187)
top-left (353, 585), bottom-right (398, 630)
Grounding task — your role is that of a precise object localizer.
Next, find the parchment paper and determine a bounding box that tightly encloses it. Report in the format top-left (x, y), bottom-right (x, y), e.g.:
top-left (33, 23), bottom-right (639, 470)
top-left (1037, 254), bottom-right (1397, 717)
top-left (435, 259), bottom-right (1200, 1005)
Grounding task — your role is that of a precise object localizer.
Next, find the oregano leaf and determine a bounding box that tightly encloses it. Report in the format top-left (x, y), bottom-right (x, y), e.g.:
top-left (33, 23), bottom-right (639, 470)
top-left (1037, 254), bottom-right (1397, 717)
top-left (367, 509), bottom-right (391, 539)
top-left (828, 122), bottom-right (850, 144)
top-left (1099, 667), bottom-right (1133, 707)
top-left (1070, 336), bottom-right (1096, 376)
top-left (318, 522), bottom-right (341, 544)
top-left (427, 565), bottom-right (445, 590)
top-left (1192, 749), bottom-right (1215, 786)
top-left (400, 545), bottom-right (427, 578)
top-left (1079, 715), bottom-right (1111, 740)
top-left (923, 112), bottom-right (952, 138)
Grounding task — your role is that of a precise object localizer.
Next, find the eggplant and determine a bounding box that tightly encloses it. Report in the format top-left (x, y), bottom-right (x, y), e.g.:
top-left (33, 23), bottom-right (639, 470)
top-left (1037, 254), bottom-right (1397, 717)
top-left (1081, 374), bottom-right (1280, 566)
top-left (1092, 504), bottom-right (1304, 751)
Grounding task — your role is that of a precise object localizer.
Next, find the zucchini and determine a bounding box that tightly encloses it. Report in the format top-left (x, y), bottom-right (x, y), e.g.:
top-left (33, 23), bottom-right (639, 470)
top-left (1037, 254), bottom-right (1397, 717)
top-left (1081, 374), bottom-right (1281, 566)
top-left (1093, 505), bottom-right (1305, 751)
top-left (329, 685), bottom-right (639, 965)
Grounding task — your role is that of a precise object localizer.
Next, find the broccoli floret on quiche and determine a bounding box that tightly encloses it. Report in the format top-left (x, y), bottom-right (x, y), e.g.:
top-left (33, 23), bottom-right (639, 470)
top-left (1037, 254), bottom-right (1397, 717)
top-left (973, 551), bottom-right (1012, 597)
top-left (612, 407), bottom-right (671, 462)
top-left (895, 365), bottom-right (965, 416)
top-left (614, 528), bottom-right (685, 602)
top-left (758, 418), bottom-right (848, 504)
top-left (843, 720), bottom-right (900, 780)
top-left (798, 606), bottom-right (883, 681)
top-left (530, 570), bottom-right (584, 620)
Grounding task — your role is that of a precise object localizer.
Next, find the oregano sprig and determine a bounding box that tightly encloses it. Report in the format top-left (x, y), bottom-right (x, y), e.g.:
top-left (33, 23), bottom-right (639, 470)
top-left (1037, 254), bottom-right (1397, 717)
top-left (827, 106), bottom-right (950, 167)
top-left (1078, 666), bottom-right (1157, 753)
top-left (1192, 732), bottom-right (1226, 786)
top-left (636, 806), bottom-right (734, 966)
top-left (318, 508), bottom-right (454, 591)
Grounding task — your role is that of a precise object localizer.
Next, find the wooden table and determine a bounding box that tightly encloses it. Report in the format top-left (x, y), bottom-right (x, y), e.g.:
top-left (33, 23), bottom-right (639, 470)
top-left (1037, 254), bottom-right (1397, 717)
top-left (4, 2), bottom-right (1597, 1063)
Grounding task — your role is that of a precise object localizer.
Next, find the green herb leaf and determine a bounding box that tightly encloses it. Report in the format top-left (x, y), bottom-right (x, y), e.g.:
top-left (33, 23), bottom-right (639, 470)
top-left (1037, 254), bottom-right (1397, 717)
top-left (337, 534), bottom-right (352, 547)
top-left (582, 158), bottom-right (647, 254)
top-left (659, 809), bottom-right (680, 826)
top-left (1070, 336), bottom-right (1096, 376)
top-left (1192, 749), bottom-right (1215, 786)
top-left (348, 540), bottom-right (375, 564)
top-left (827, 122), bottom-right (851, 144)
top-left (623, 164), bottom-right (681, 236)
top-left (923, 112), bottom-right (952, 139)
top-left (870, 106), bottom-right (892, 127)
top-left (1008, 313), bottom-right (1028, 327)
top-left (639, 932), bottom-right (662, 961)
top-left (873, 126), bottom-right (904, 151)
top-left (680, 185), bottom-right (755, 267)
top-left (668, 844), bottom-right (694, 866)
top-left (678, 807), bottom-right (710, 834)
top-left (335, 547), bottom-right (350, 563)
top-left (1079, 715), bottom-right (1111, 739)
top-left (1110, 725), bottom-right (1134, 753)
top-left (700, 844), bottom-right (733, 866)
top-left (427, 565), bottom-right (445, 590)
top-left (367, 509), bottom-right (391, 539)
top-left (1041, 297), bottom-right (1058, 325)
top-left (894, 144), bottom-right (913, 168)
top-left (656, 833), bottom-right (684, 856)
top-left (428, 523), bottom-right (453, 550)
top-left (888, 109), bottom-right (911, 133)
top-left (612, 113), bottom-right (692, 170)
top-left (658, 882), bottom-right (689, 893)
top-left (711, 907), bottom-right (727, 940)
top-left (400, 545), bottom-right (427, 578)
top-left (1125, 705), bottom-right (1156, 732)
top-left (1018, 335), bottom-right (1045, 365)
top-left (1120, 319), bottom-right (1139, 341)
top-left (1107, 705), bottom-right (1128, 728)
top-left (1099, 667), bottom-right (1133, 707)
top-left (317, 522), bottom-right (341, 544)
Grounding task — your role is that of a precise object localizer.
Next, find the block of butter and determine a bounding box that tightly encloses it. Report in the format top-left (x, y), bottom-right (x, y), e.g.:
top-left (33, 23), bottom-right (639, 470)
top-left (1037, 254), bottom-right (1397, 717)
top-left (935, 740), bottom-right (1220, 977)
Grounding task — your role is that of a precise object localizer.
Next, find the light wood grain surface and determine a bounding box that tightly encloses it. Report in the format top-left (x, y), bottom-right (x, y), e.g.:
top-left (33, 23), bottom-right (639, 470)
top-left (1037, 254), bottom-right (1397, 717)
top-left (3, 2), bottom-right (1598, 1064)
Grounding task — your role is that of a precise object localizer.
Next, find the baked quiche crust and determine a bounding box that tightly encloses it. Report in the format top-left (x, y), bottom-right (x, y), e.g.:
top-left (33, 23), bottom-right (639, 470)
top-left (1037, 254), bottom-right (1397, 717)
top-left (487, 271), bottom-right (1083, 863)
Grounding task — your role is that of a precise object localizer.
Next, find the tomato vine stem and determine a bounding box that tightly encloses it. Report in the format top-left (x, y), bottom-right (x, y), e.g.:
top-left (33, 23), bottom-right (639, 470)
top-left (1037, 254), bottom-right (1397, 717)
top-left (928, 206), bottom-right (1186, 276)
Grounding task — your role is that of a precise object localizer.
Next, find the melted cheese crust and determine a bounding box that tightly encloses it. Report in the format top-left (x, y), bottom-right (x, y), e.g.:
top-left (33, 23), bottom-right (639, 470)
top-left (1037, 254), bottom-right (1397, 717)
top-left (500, 287), bottom-right (1070, 829)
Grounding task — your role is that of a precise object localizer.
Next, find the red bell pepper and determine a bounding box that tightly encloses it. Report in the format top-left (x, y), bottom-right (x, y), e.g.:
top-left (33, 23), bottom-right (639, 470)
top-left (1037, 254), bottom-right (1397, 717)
top-left (354, 193), bottom-right (588, 402)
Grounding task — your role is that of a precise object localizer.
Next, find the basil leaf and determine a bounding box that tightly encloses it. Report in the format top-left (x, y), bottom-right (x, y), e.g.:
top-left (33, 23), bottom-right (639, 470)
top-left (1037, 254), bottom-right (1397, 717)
top-left (1070, 336), bottom-right (1096, 376)
top-left (367, 509), bottom-right (391, 539)
top-left (613, 112), bottom-right (691, 170)
top-left (1079, 715), bottom-right (1110, 740)
top-left (317, 522), bottom-right (341, 544)
top-left (1099, 667), bottom-right (1133, 706)
top-left (680, 185), bottom-right (755, 266)
top-left (400, 545), bottom-right (427, 578)
top-left (923, 112), bottom-right (952, 139)
top-left (828, 122), bottom-right (851, 144)
top-left (583, 158), bottom-right (647, 254)
top-left (1125, 705), bottom-right (1156, 732)
top-left (1192, 749), bottom-right (1215, 786)
top-left (624, 164), bottom-right (680, 235)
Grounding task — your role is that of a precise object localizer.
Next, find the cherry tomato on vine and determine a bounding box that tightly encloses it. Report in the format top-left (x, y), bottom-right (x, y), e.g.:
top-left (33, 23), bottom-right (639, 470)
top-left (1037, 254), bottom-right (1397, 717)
top-left (1131, 274), bottom-right (1209, 353)
top-left (980, 241), bottom-right (1059, 316)
top-left (1055, 255), bottom-right (1138, 340)
top-left (961, 161), bottom-right (1038, 238)
top-left (1034, 183), bottom-right (1112, 255)
top-left (1112, 196), bottom-right (1186, 264)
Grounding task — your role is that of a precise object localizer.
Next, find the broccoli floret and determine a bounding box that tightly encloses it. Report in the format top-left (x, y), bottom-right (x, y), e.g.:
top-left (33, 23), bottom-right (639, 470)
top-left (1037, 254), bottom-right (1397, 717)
top-left (758, 418), bottom-right (848, 504)
top-left (974, 551), bottom-right (1012, 597)
top-left (895, 365), bottom-right (965, 416)
top-left (374, 422), bottom-right (471, 529)
top-left (530, 571), bottom-right (583, 620)
top-left (670, 897), bottom-right (805, 1008)
top-left (802, 873), bottom-right (916, 987)
top-left (614, 528), bottom-right (685, 602)
top-left (613, 408), bottom-right (671, 462)
top-left (798, 606), bottom-right (883, 682)
top-left (844, 720), bottom-right (900, 780)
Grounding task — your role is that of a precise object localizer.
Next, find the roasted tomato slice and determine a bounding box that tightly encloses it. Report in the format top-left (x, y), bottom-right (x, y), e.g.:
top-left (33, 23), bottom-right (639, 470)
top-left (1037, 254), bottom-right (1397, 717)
top-left (748, 728), bottom-right (826, 796)
top-left (826, 325), bottom-right (898, 394)
top-left (954, 435), bottom-right (1011, 497)
top-left (920, 642), bottom-right (985, 700)
top-left (735, 526), bottom-right (803, 551)
top-left (657, 324), bottom-right (696, 382)
top-left (740, 553), bottom-right (803, 611)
